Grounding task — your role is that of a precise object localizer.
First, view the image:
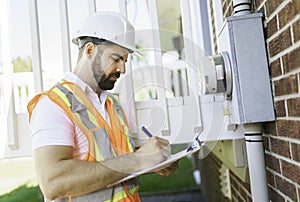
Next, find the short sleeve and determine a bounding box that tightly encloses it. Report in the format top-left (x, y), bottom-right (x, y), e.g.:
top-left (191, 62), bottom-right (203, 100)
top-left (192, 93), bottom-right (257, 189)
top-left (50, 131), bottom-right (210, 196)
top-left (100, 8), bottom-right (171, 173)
top-left (30, 95), bottom-right (75, 150)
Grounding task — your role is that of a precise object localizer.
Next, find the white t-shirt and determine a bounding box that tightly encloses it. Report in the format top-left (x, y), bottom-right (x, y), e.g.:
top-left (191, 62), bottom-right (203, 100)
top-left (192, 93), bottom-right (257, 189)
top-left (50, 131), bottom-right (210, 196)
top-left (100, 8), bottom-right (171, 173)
top-left (30, 73), bottom-right (110, 160)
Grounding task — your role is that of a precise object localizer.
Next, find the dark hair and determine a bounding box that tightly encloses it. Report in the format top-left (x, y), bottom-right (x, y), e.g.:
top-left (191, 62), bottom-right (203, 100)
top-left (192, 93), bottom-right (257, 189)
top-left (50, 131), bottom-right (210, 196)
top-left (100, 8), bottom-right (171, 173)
top-left (77, 36), bottom-right (114, 49)
top-left (76, 37), bottom-right (115, 62)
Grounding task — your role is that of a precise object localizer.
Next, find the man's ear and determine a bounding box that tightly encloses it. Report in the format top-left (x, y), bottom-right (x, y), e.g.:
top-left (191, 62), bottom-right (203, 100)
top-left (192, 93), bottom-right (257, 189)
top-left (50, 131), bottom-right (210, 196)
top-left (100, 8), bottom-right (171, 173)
top-left (85, 42), bottom-right (96, 59)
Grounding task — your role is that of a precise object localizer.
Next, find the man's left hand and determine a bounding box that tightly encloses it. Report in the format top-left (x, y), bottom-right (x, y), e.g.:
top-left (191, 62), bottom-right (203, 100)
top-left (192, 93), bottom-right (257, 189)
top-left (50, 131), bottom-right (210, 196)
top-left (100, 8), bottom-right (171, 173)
top-left (153, 161), bottom-right (179, 176)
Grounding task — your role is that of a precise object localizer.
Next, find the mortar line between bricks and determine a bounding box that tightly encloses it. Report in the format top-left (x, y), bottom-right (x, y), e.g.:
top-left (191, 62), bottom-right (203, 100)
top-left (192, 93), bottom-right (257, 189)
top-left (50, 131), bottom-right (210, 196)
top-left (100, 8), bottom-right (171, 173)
top-left (266, 14), bottom-right (300, 43)
top-left (268, 183), bottom-right (296, 202)
top-left (266, 168), bottom-right (300, 191)
top-left (255, 0), bottom-right (267, 12)
top-left (271, 69), bottom-right (300, 82)
top-left (264, 134), bottom-right (300, 145)
top-left (265, 150), bottom-right (300, 167)
top-left (230, 174), bottom-right (251, 197)
top-left (264, 0), bottom-right (293, 24)
top-left (269, 39), bottom-right (300, 63)
top-left (273, 94), bottom-right (300, 102)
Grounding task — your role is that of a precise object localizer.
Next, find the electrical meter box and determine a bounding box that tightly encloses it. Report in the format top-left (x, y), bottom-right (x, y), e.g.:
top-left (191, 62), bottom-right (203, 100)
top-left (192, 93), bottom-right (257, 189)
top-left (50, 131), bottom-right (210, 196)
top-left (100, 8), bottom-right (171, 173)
top-left (218, 13), bottom-right (275, 124)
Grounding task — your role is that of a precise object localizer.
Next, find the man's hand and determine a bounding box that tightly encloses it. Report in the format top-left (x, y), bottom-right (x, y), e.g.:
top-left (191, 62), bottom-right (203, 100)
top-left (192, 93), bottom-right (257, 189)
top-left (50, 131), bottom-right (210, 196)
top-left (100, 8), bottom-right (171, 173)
top-left (154, 161), bottom-right (179, 176)
top-left (134, 136), bottom-right (171, 171)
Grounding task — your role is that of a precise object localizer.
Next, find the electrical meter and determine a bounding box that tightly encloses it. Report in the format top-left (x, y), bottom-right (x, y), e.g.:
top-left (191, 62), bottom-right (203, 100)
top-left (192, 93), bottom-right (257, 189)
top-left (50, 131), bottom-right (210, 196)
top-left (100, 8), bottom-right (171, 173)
top-left (198, 52), bottom-right (232, 99)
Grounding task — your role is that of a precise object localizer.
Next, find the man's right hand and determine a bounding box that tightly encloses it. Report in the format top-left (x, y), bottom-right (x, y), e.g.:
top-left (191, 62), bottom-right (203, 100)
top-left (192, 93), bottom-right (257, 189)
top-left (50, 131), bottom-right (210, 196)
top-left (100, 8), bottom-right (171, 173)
top-left (134, 136), bottom-right (171, 170)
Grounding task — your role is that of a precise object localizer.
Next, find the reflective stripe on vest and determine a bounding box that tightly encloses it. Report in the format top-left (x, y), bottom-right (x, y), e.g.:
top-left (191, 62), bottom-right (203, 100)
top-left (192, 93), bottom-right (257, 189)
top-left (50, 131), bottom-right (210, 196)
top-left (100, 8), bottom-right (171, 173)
top-left (27, 81), bottom-right (140, 202)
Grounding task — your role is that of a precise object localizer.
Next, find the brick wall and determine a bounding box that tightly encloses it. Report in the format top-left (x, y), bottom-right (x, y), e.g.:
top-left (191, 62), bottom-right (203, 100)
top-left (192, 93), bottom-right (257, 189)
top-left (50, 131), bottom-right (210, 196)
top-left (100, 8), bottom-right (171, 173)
top-left (257, 0), bottom-right (300, 201)
top-left (200, 0), bottom-right (300, 201)
top-left (199, 154), bottom-right (231, 202)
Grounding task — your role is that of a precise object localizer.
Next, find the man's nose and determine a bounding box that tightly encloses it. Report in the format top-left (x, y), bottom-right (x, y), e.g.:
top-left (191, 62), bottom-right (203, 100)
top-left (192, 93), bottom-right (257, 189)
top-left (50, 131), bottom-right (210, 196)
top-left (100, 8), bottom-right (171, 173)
top-left (116, 60), bottom-right (126, 74)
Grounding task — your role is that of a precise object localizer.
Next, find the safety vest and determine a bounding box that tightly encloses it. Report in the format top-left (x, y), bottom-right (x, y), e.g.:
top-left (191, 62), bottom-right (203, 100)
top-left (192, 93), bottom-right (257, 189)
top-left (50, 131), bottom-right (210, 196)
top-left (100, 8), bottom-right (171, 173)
top-left (28, 80), bottom-right (140, 202)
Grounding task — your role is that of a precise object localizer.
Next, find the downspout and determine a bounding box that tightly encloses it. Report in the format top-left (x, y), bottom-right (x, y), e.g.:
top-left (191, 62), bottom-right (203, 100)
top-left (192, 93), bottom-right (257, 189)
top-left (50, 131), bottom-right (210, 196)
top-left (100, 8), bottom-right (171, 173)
top-left (232, 0), bottom-right (269, 201)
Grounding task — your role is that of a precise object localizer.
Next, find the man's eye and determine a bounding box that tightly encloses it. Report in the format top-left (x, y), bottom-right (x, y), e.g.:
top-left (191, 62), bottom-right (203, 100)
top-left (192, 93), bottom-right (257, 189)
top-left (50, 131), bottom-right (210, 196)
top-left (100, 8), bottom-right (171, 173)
top-left (112, 57), bottom-right (120, 62)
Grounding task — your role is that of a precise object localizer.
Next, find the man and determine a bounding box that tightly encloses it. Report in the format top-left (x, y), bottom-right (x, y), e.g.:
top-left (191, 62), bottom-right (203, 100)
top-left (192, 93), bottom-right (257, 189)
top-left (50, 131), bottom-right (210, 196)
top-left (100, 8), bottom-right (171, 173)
top-left (28, 11), bottom-right (177, 202)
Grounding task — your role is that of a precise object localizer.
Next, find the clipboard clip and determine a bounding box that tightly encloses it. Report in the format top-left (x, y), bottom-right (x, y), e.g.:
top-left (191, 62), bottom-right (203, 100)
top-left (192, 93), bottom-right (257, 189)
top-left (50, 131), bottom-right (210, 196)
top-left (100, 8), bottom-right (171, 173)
top-left (186, 133), bottom-right (202, 152)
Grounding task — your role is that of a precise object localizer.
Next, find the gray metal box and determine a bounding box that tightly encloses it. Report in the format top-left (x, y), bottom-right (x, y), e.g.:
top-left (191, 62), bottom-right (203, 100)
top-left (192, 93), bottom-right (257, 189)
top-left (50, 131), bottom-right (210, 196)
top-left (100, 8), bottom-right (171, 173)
top-left (218, 13), bottom-right (275, 124)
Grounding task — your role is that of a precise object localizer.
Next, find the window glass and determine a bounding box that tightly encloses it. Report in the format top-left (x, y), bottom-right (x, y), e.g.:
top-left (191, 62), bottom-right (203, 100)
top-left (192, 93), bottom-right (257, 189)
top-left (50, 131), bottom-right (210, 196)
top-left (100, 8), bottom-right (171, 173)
top-left (37, 0), bottom-right (64, 90)
top-left (9, 0), bottom-right (32, 113)
top-left (96, 0), bottom-right (120, 12)
top-left (67, 0), bottom-right (91, 70)
top-left (156, 0), bottom-right (189, 98)
top-left (119, 0), bottom-right (189, 101)
top-left (118, 0), bottom-right (158, 101)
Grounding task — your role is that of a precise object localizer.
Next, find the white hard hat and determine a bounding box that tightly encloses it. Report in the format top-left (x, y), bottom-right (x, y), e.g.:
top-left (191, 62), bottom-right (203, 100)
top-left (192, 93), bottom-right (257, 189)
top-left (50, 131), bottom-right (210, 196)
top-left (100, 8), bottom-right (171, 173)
top-left (72, 11), bottom-right (141, 56)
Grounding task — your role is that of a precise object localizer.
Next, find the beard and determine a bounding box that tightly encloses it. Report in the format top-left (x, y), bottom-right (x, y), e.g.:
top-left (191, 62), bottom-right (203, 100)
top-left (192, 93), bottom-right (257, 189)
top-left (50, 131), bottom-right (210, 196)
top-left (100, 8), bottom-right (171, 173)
top-left (90, 53), bottom-right (120, 91)
top-left (98, 72), bottom-right (121, 90)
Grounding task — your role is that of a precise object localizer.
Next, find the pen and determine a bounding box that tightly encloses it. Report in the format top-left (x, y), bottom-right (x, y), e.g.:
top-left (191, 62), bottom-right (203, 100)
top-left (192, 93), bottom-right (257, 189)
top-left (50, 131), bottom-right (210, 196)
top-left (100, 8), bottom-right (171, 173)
top-left (141, 125), bottom-right (153, 138)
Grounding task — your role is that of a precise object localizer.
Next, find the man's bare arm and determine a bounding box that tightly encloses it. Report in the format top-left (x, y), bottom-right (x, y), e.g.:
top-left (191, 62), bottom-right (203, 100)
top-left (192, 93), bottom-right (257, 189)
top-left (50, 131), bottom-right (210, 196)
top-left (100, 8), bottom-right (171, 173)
top-left (34, 136), bottom-right (170, 200)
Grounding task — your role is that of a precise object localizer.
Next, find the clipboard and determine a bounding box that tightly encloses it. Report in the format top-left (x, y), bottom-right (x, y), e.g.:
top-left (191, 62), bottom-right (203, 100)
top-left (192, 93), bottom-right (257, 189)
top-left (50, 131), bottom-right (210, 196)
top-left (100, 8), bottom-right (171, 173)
top-left (107, 147), bottom-right (200, 188)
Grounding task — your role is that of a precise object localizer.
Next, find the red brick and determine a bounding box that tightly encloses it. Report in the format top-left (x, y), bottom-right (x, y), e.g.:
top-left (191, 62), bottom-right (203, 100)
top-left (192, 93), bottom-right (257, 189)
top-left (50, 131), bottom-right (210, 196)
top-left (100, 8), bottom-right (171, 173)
top-left (263, 121), bottom-right (277, 135)
top-left (246, 195), bottom-right (251, 202)
top-left (275, 175), bottom-right (297, 201)
top-left (282, 47), bottom-right (300, 73)
top-left (293, 19), bottom-right (300, 43)
top-left (239, 185), bottom-right (248, 201)
top-left (287, 97), bottom-right (300, 117)
top-left (231, 195), bottom-right (237, 202)
top-left (242, 179), bottom-right (250, 190)
top-left (268, 187), bottom-right (285, 202)
top-left (236, 194), bottom-right (243, 202)
top-left (270, 138), bottom-right (291, 158)
top-left (255, 0), bottom-right (265, 8)
top-left (227, 0), bottom-right (233, 16)
top-left (269, 29), bottom-right (292, 57)
top-left (263, 136), bottom-right (270, 151)
top-left (270, 58), bottom-right (282, 77)
top-left (274, 74), bottom-right (298, 96)
top-left (291, 143), bottom-right (300, 162)
top-left (275, 100), bottom-right (286, 117)
top-left (278, 2), bottom-right (296, 29)
top-left (277, 120), bottom-right (300, 139)
top-left (281, 160), bottom-right (300, 184)
top-left (231, 190), bottom-right (238, 202)
top-left (230, 175), bottom-right (239, 190)
top-left (222, 0), bottom-right (230, 17)
top-left (293, 0), bottom-right (300, 14)
top-left (266, 0), bottom-right (280, 17)
top-left (267, 170), bottom-right (275, 187)
top-left (266, 16), bottom-right (278, 38)
top-left (265, 153), bottom-right (281, 173)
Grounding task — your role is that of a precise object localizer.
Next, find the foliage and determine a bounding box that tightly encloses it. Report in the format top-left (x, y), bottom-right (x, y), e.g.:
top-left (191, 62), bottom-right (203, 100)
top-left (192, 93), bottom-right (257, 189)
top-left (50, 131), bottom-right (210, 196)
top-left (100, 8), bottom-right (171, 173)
top-left (0, 184), bottom-right (42, 202)
top-left (12, 56), bottom-right (32, 73)
top-left (139, 157), bottom-right (197, 192)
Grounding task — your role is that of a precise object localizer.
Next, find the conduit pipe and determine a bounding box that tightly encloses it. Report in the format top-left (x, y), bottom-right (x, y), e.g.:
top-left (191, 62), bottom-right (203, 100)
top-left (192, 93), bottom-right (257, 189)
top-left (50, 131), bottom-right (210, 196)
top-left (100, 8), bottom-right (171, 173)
top-left (233, 0), bottom-right (251, 16)
top-left (244, 123), bottom-right (269, 201)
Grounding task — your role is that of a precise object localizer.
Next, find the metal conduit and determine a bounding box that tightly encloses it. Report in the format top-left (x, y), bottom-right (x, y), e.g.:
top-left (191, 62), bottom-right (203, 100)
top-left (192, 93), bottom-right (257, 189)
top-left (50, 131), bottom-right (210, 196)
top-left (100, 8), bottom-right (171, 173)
top-left (232, 0), bottom-right (270, 200)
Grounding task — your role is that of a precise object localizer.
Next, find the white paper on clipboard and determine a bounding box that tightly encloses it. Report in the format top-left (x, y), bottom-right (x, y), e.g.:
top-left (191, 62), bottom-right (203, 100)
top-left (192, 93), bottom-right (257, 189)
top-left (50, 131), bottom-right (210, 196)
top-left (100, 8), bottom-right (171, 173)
top-left (107, 147), bottom-right (200, 188)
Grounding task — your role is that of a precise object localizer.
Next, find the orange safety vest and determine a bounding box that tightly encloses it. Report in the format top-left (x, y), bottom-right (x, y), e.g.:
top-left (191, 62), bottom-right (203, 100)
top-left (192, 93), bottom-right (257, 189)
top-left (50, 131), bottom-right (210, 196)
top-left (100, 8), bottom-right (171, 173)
top-left (28, 80), bottom-right (140, 202)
